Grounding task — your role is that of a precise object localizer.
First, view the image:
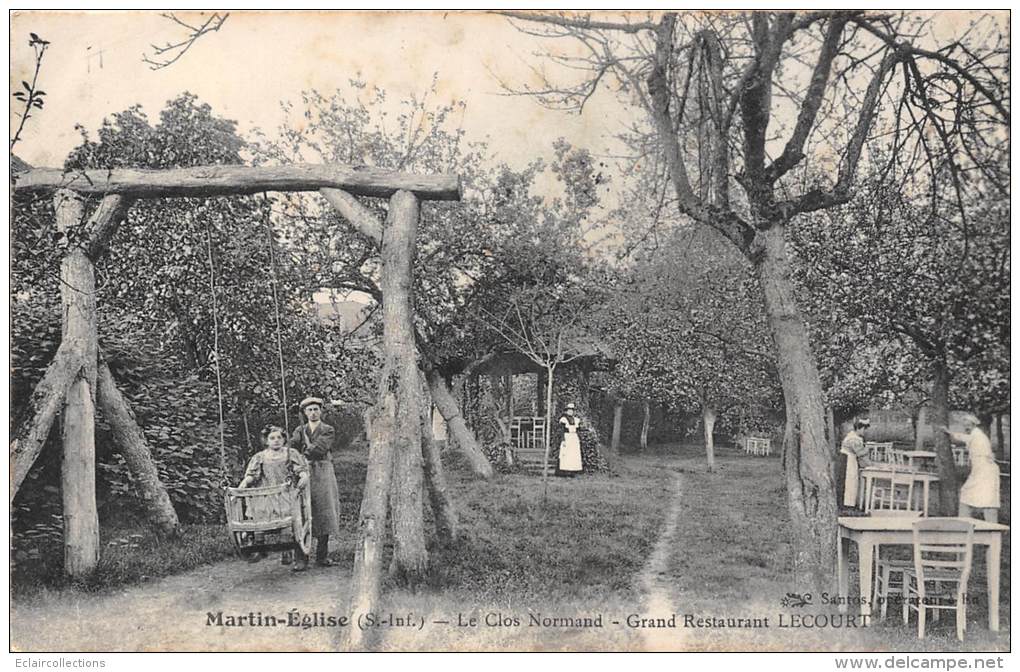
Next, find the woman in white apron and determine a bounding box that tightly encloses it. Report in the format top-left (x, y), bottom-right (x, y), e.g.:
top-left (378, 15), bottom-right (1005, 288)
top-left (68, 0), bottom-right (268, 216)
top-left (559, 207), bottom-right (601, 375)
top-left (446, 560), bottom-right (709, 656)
top-left (944, 413), bottom-right (1000, 522)
top-left (840, 418), bottom-right (871, 508)
top-left (558, 402), bottom-right (583, 476)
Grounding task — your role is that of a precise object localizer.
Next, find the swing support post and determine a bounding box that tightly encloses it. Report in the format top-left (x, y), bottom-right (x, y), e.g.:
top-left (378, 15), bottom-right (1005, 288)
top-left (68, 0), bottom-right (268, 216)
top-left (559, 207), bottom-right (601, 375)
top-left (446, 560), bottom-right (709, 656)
top-left (54, 189), bottom-right (101, 577)
top-left (13, 161), bottom-right (463, 601)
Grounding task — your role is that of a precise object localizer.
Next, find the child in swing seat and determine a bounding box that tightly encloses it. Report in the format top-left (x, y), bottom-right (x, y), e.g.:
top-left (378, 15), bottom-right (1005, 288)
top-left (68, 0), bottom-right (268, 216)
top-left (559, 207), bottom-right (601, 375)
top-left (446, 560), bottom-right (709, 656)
top-left (237, 425), bottom-right (311, 571)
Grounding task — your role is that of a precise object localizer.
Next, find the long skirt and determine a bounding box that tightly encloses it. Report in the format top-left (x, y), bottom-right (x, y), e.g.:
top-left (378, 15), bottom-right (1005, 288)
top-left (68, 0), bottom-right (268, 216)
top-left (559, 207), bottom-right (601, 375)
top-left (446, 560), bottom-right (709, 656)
top-left (842, 453), bottom-right (860, 508)
top-left (309, 459), bottom-right (341, 537)
top-left (559, 433), bottom-right (582, 472)
top-left (959, 457), bottom-right (1000, 508)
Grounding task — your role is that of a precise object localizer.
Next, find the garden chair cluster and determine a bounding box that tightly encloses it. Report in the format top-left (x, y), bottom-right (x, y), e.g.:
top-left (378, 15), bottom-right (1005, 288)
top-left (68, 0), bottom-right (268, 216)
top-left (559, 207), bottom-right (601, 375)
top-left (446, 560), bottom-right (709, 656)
top-left (743, 436), bottom-right (772, 457)
top-left (860, 458), bottom-right (977, 641)
top-left (873, 518), bottom-right (976, 641)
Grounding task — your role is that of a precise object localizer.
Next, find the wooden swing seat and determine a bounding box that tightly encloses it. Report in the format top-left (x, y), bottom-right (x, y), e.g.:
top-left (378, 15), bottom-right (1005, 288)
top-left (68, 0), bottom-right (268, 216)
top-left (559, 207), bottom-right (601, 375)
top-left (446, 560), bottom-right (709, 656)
top-left (224, 483), bottom-right (312, 556)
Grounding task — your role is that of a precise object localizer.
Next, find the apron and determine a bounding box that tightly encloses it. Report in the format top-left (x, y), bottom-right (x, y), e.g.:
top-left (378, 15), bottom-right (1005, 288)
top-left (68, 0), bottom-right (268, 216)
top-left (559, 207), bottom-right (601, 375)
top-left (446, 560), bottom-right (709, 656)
top-left (558, 417), bottom-right (583, 472)
top-left (842, 449), bottom-right (860, 508)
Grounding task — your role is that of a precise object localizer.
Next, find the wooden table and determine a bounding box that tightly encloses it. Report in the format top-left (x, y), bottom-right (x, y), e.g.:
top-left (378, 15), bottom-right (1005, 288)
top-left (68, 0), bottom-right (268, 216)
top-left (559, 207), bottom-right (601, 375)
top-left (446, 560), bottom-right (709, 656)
top-left (837, 516), bottom-right (1008, 631)
top-left (899, 450), bottom-right (937, 469)
top-left (857, 467), bottom-right (939, 515)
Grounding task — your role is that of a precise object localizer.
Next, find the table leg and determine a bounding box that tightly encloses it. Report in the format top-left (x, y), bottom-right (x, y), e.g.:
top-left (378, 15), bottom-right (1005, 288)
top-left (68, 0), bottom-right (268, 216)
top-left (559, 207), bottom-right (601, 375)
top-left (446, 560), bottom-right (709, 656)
top-left (858, 538), bottom-right (875, 618)
top-left (987, 536), bottom-right (1001, 632)
top-left (838, 534), bottom-right (849, 614)
top-left (922, 481), bottom-right (930, 516)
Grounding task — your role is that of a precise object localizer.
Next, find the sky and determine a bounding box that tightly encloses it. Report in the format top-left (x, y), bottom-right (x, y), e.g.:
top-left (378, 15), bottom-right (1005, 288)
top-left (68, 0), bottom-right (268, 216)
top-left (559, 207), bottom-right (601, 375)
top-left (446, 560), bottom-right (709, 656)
top-left (9, 8), bottom-right (1008, 251)
top-left (9, 11), bottom-right (631, 172)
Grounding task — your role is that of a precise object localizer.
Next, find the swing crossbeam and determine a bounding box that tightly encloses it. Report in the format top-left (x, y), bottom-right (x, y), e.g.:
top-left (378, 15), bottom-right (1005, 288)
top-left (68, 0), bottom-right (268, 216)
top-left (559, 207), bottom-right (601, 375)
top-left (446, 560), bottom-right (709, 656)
top-left (12, 163), bottom-right (462, 201)
top-left (13, 155), bottom-right (462, 580)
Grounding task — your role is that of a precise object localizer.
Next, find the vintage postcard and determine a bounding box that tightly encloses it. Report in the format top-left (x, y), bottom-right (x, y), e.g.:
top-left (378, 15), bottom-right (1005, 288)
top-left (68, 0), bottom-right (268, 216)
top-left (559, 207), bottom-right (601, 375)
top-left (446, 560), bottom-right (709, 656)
top-left (8, 8), bottom-right (1010, 659)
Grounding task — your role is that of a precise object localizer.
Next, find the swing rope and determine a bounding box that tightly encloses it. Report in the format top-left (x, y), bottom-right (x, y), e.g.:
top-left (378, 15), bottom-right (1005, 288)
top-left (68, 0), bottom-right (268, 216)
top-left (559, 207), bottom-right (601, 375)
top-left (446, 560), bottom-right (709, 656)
top-left (204, 196), bottom-right (293, 486)
top-left (203, 221), bottom-right (229, 481)
top-left (262, 192), bottom-right (290, 435)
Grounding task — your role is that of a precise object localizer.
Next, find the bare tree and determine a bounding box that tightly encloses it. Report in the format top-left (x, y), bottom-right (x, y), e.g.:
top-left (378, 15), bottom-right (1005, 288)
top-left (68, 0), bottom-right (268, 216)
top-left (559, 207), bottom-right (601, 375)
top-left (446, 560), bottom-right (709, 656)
top-left (143, 12), bottom-right (229, 70)
top-left (478, 285), bottom-right (590, 493)
top-left (497, 10), bottom-right (1008, 591)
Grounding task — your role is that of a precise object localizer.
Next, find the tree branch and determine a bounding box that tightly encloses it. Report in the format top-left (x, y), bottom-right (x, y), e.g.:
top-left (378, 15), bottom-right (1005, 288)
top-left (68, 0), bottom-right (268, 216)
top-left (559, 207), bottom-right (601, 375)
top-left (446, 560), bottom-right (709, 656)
top-left (495, 10), bottom-right (657, 34)
top-left (765, 15), bottom-right (850, 183)
top-left (851, 16), bottom-right (1009, 124)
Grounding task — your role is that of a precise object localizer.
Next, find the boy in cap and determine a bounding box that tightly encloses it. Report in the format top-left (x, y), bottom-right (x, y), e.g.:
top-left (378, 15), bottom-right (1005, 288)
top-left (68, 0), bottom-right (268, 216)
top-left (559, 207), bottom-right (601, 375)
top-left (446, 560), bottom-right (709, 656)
top-left (289, 397), bottom-right (342, 566)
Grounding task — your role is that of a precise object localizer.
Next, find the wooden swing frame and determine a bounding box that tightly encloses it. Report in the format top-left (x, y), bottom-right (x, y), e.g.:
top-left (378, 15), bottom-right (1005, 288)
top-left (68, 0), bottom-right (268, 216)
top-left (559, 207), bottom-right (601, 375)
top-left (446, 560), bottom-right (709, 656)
top-left (11, 160), bottom-right (461, 580)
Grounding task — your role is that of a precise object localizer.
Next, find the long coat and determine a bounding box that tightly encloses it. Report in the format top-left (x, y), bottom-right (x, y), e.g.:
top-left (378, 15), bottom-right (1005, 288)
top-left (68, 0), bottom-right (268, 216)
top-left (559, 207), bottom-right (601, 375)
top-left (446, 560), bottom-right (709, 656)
top-left (288, 421), bottom-right (341, 537)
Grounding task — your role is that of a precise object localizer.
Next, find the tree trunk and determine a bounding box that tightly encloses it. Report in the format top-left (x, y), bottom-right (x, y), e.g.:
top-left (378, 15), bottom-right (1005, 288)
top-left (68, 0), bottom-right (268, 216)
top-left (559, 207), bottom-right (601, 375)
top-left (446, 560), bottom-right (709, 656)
top-left (826, 406), bottom-right (837, 455)
top-left (425, 369), bottom-right (493, 478)
top-left (344, 396), bottom-right (395, 651)
top-left (915, 405), bottom-right (928, 451)
top-left (241, 406), bottom-right (255, 454)
top-left (541, 364), bottom-right (555, 485)
top-left (536, 369), bottom-right (548, 416)
top-left (345, 191), bottom-right (429, 648)
top-left (420, 396), bottom-right (459, 547)
top-left (995, 413), bottom-right (1005, 462)
top-left (702, 405), bottom-right (717, 472)
top-left (609, 401), bottom-right (623, 470)
top-left (10, 340), bottom-right (85, 499)
top-left (756, 222), bottom-right (836, 593)
top-left (56, 190), bottom-right (101, 579)
top-left (640, 400), bottom-right (650, 451)
top-left (96, 354), bottom-right (180, 537)
top-left (504, 374), bottom-right (514, 431)
top-left (464, 374), bottom-right (481, 432)
top-left (380, 191), bottom-right (428, 587)
top-left (930, 356), bottom-right (959, 515)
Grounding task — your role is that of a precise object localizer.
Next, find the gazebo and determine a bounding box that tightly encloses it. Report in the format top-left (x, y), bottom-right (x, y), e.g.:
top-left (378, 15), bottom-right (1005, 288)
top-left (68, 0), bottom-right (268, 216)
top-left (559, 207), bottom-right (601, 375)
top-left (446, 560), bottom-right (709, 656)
top-left (446, 335), bottom-right (615, 472)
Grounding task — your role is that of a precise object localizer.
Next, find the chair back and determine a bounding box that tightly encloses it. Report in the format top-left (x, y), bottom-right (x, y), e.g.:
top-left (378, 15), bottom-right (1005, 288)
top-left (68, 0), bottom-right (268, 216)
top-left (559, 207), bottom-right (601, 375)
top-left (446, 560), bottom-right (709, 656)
top-left (911, 518), bottom-right (974, 590)
top-left (866, 441), bottom-right (895, 463)
top-left (746, 436), bottom-right (771, 456)
top-left (888, 449), bottom-right (913, 468)
top-left (869, 473), bottom-right (922, 517)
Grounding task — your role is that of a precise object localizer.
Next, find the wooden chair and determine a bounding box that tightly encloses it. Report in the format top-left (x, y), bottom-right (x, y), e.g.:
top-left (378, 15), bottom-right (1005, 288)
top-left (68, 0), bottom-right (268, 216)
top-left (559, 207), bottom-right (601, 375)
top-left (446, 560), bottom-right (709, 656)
top-left (867, 441), bottom-right (895, 464)
top-left (871, 474), bottom-right (923, 619)
top-left (901, 518), bottom-right (975, 641)
top-left (868, 473), bottom-right (921, 516)
top-left (746, 437), bottom-right (771, 457)
top-left (889, 449), bottom-right (915, 469)
top-left (952, 446), bottom-right (971, 467)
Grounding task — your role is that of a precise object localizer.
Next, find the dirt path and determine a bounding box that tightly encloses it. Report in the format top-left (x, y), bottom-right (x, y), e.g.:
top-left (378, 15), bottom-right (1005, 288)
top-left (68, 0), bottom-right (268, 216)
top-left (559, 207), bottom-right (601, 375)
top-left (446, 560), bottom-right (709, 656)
top-left (634, 463), bottom-right (686, 651)
top-left (11, 556), bottom-right (353, 652)
top-left (12, 459), bottom-right (683, 653)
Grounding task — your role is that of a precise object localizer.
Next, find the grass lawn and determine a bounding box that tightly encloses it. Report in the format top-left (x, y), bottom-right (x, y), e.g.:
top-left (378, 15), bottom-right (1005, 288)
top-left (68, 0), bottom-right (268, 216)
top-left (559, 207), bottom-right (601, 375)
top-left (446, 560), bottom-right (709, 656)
top-left (656, 442), bottom-right (1010, 652)
top-left (11, 448), bottom-right (676, 651)
top-left (11, 443), bottom-right (1009, 652)
top-left (11, 521), bottom-right (238, 597)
